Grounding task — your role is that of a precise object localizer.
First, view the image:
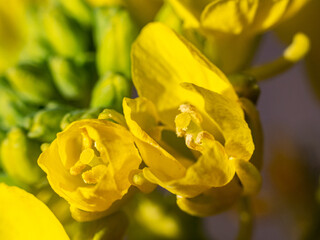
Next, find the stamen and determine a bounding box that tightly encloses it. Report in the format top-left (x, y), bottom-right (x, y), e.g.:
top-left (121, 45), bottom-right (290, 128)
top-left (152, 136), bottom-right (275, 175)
top-left (69, 148), bottom-right (95, 176)
top-left (81, 128), bottom-right (93, 149)
top-left (82, 164), bottom-right (108, 184)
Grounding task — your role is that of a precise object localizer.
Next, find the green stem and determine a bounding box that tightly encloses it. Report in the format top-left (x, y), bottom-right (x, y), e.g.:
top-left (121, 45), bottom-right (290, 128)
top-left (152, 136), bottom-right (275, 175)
top-left (237, 197), bottom-right (253, 240)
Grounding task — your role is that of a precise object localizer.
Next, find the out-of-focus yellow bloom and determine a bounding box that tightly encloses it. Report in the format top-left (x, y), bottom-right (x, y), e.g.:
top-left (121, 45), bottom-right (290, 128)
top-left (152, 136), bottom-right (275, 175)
top-left (38, 119), bottom-right (142, 218)
top-left (125, 23), bottom-right (261, 209)
top-left (167, 0), bottom-right (310, 73)
top-left (276, 0), bottom-right (320, 101)
top-left (86, 0), bottom-right (163, 26)
top-left (168, 0), bottom-right (309, 34)
top-left (0, 183), bottom-right (69, 240)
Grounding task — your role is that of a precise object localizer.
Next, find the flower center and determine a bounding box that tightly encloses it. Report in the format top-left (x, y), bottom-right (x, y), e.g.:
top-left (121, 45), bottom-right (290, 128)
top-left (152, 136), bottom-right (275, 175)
top-left (69, 128), bottom-right (108, 184)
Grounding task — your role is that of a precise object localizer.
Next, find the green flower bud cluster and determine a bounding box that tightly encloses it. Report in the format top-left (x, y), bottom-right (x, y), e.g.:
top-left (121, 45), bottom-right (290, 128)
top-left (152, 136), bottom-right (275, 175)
top-left (0, 0), bottom-right (138, 207)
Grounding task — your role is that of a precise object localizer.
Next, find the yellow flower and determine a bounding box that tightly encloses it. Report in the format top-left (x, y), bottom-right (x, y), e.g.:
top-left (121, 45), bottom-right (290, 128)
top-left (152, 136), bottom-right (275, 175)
top-left (276, 0), bottom-right (320, 101)
top-left (38, 119), bottom-right (142, 218)
top-left (168, 0), bottom-right (309, 34)
top-left (0, 183), bottom-right (69, 240)
top-left (125, 22), bottom-right (261, 204)
top-left (166, 0), bottom-right (310, 73)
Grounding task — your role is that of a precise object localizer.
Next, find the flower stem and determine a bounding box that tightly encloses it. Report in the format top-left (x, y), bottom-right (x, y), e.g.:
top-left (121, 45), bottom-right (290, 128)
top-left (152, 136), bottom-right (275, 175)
top-left (237, 197), bottom-right (253, 240)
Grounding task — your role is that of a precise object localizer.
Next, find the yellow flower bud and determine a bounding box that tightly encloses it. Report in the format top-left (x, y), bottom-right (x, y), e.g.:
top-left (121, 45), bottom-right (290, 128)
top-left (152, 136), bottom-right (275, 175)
top-left (94, 7), bottom-right (138, 78)
top-left (90, 72), bottom-right (131, 112)
top-left (38, 119), bottom-right (142, 216)
top-left (1, 128), bottom-right (44, 186)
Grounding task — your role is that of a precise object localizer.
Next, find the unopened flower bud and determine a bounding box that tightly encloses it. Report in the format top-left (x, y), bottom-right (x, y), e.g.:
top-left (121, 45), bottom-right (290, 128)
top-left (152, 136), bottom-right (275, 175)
top-left (49, 57), bottom-right (91, 104)
top-left (59, 0), bottom-right (93, 27)
top-left (28, 104), bottom-right (74, 142)
top-left (60, 108), bottom-right (102, 130)
top-left (6, 63), bottom-right (58, 105)
top-left (43, 6), bottom-right (89, 58)
top-left (0, 78), bottom-right (35, 129)
top-left (95, 6), bottom-right (138, 78)
top-left (1, 128), bottom-right (44, 186)
top-left (90, 72), bottom-right (131, 112)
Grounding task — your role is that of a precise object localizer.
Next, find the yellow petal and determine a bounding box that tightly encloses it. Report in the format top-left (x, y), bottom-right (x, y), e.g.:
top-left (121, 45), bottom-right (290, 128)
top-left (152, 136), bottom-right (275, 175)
top-left (251, 0), bottom-right (290, 33)
top-left (70, 188), bottom-right (134, 222)
top-left (239, 98), bottom-right (263, 170)
top-left (281, 0), bottom-right (311, 21)
top-left (0, 183), bottom-right (69, 240)
top-left (38, 140), bottom-right (91, 210)
top-left (98, 108), bottom-right (127, 127)
top-left (122, 97), bottom-right (159, 134)
top-left (144, 132), bottom-right (235, 198)
top-left (166, 0), bottom-right (202, 28)
top-left (201, 0), bottom-right (259, 34)
top-left (123, 97), bottom-right (186, 181)
top-left (129, 169), bottom-right (157, 193)
top-left (176, 177), bottom-right (242, 217)
top-left (232, 158), bottom-right (262, 195)
top-left (132, 22), bottom-right (237, 125)
top-left (182, 83), bottom-right (254, 161)
top-left (80, 120), bottom-right (142, 211)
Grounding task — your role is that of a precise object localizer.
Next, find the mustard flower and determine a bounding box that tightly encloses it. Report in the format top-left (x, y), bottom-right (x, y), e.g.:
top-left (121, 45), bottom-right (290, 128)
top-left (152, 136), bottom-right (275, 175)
top-left (124, 23), bottom-right (261, 209)
top-left (38, 119), bottom-right (142, 219)
top-left (276, 0), bottom-right (320, 100)
top-left (166, 0), bottom-right (310, 73)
